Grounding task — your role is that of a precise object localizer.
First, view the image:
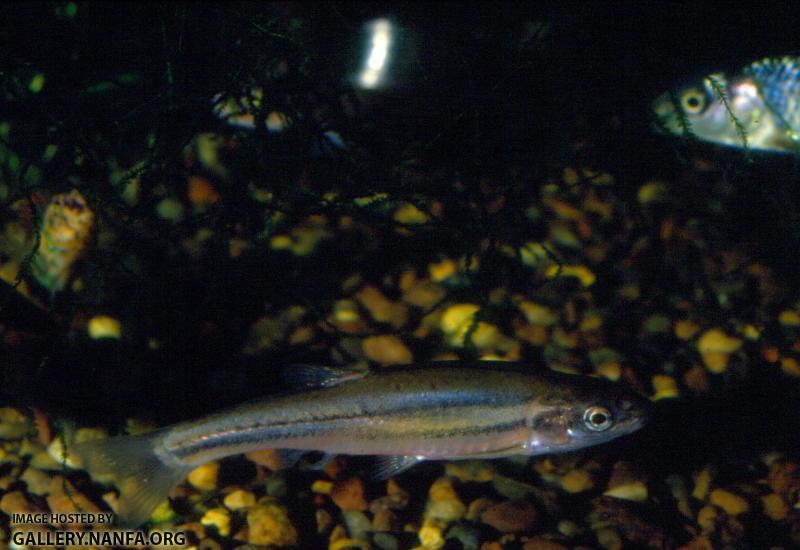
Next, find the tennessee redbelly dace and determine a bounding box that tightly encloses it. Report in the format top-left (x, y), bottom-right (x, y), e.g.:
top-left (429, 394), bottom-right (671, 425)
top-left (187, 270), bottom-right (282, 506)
top-left (67, 362), bottom-right (650, 526)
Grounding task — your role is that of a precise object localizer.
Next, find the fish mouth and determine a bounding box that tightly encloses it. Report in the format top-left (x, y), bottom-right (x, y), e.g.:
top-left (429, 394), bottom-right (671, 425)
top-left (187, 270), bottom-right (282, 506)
top-left (651, 92), bottom-right (682, 135)
top-left (652, 92), bottom-right (676, 117)
top-left (618, 393), bottom-right (652, 433)
top-left (624, 412), bottom-right (648, 433)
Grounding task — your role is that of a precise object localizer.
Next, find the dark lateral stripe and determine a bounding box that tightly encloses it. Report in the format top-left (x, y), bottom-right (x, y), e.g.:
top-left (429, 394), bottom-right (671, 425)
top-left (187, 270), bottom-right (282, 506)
top-left (411, 418), bottom-right (526, 440)
top-left (177, 390), bottom-right (523, 444)
top-left (172, 416), bottom-right (526, 458)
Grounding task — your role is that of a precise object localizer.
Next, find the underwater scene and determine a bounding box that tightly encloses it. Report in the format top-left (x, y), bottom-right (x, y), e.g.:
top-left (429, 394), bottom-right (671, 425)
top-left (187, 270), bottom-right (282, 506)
top-left (2, 3), bottom-right (800, 549)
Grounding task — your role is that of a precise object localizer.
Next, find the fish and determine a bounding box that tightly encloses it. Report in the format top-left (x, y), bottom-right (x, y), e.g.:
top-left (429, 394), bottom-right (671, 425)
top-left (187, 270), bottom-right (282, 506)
top-left (653, 56), bottom-right (800, 153)
top-left (67, 362), bottom-right (650, 526)
top-left (211, 88), bottom-right (292, 133)
top-left (211, 88), bottom-right (346, 156)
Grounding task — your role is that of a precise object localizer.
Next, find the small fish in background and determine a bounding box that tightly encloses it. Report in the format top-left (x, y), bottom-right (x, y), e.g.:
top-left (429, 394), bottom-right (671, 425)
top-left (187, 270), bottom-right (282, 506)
top-left (30, 189), bottom-right (95, 293)
top-left (66, 362), bottom-right (650, 527)
top-left (212, 88), bottom-right (345, 155)
top-left (653, 56), bottom-right (800, 153)
top-left (211, 88), bottom-right (292, 132)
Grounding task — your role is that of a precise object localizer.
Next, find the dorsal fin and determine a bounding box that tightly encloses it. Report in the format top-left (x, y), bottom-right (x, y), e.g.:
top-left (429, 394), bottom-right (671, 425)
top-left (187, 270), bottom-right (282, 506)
top-left (744, 56), bottom-right (800, 132)
top-left (282, 364), bottom-right (367, 390)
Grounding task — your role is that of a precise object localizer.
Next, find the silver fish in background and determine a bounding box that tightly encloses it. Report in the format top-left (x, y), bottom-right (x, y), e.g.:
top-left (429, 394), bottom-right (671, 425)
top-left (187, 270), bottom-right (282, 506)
top-left (653, 56), bottom-right (800, 153)
top-left (68, 362), bottom-right (650, 526)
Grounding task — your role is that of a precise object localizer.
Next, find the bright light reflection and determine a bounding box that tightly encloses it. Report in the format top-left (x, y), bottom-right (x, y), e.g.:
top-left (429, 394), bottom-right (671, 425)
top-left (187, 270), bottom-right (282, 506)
top-left (358, 18), bottom-right (393, 89)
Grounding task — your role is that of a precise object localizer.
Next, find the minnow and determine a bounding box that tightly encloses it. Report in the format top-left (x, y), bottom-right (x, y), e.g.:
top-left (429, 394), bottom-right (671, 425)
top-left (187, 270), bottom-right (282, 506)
top-left (68, 362), bottom-right (650, 526)
top-left (653, 56), bottom-right (800, 153)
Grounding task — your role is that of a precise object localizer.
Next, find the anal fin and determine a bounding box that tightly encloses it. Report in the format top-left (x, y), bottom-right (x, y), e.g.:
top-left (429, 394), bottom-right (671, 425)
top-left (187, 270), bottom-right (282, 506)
top-left (270, 449), bottom-right (307, 470)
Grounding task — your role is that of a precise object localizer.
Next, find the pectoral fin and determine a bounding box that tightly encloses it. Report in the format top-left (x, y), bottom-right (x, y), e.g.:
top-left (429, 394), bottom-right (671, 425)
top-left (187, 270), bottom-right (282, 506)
top-left (369, 455), bottom-right (424, 480)
top-left (305, 452), bottom-right (336, 471)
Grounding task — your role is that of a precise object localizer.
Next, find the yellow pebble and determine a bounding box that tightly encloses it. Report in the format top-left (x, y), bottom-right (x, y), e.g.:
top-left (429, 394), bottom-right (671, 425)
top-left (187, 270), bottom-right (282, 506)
top-left (87, 315), bottom-right (122, 340)
top-left (399, 269), bottom-right (417, 291)
top-left (223, 489), bottom-right (256, 511)
top-left (353, 192), bottom-right (388, 207)
top-left (469, 322), bottom-right (500, 349)
top-left (440, 303), bottom-right (479, 334)
top-left (363, 335), bottom-right (414, 365)
top-left (780, 357), bottom-right (800, 377)
top-left (519, 242), bottom-right (550, 267)
top-left (156, 197), bottom-right (184, 222)
top-left (329, 524), bottom-right (347, 544)
top-left (518, 301), bottom-right (557, 326)
top-left (697, 329), bottom-right (741, 374)
top-left (637, 181), bottom-right (668, 205)
top-left (425, 478), bottom-right (466, 522)
top-left (544, 264), bottom-right (596, 287)
top-left (270, 234), bottom-right (293, 250)
top-left (187, 461), bottom-right (219, 491)
top-left (418, 519), bottom-right (445, 549)
top-left (595, 527), bottom-right (622, 550)
top-left (329, 538), bottom-right (369, 550)
top-left (515, 324), bottom-right (549, 347)
top-left (356, 285), bottom-right (408, 328)
top-left (674, 320), bottom-right (700, 340)
top-left (709, 489), bottom-right (749, 515)
top-left (288, 325), bottom-right (314, 345)
top-left (444, 461), bottom-right (494, 483)
top-left (394, 203), bottom-right (429, 224)
top-left (697, 505), bottom-right (717, 532)
top-left (429, 259), bottom-right (457, 282)
top-left (742, 324), bottom-right (761, 340)
top-left (579, 313), bottom-right (602, 331)
top-left (148, 499), bottom-right (177, 524)
top-left (652, 374), bottom-right (679, 400)
top-left (761, 493), bottom-right (789, 521)
top-left (779, 310), bottom-right (800, 326)
top-left (596, 361), bottom-right (621, 381)
top-left (201, 507), bottom-right (231, 537)
top-left (701, 352), bottom-right (730, 374)
top-left (603, 481), bottom-right (648, 503)
top-left (403, 280), bottom-right (446, 309)
top-left (333, 300), bottom-right (361, 323)
top-left (428, 477), bottom-right (459, 503)
top-left (560, 469), bottom-right (594, 493)
top-left (247, 502), bottom-right (298, 546)
top-left (312, 480), bottom-right (334, 495)
top-left (697, 329), bottom-right (742, 353)
top-left (692, 466), bottom-right (713, 500)
top-left (552, 327), bottom-right (579, 349)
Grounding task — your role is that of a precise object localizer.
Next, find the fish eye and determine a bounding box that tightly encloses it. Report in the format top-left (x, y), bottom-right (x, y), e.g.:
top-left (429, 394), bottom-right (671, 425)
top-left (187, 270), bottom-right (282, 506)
top-left (680, 89), bottom-right (706, 114)
top-left (583, 406), bottom-right (613, 432)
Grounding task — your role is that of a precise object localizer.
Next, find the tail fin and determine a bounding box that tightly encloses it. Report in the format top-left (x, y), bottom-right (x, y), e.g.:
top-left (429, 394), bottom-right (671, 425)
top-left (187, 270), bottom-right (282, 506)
top-left (68, 430), bottom-right (192, 527)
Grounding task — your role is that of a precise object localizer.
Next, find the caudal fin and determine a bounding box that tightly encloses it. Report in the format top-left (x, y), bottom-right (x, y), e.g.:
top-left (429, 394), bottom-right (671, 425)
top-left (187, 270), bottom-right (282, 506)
top-left (68, 430), bottom-right (192, 527)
